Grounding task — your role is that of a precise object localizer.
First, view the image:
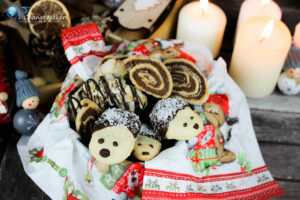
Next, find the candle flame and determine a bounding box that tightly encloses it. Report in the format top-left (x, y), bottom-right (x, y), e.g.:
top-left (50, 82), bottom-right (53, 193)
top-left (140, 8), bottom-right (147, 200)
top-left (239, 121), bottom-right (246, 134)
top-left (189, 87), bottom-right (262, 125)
top-left (199, 0), bottom-right (209, 16)
top-left (259, 19), bottom-right (274, 43)
top-left (262, 0), bottom-right (271, 6)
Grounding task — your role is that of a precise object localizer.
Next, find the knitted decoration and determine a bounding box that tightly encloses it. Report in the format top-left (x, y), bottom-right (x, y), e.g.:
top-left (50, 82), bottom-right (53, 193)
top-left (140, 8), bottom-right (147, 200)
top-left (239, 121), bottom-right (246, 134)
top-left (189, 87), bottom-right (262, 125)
top-left (15, 70), bottom-right (41, 107)
top-left (283, 45), bottom-right (300, 69)
top-left (206, 94), bottom-right (229, 116)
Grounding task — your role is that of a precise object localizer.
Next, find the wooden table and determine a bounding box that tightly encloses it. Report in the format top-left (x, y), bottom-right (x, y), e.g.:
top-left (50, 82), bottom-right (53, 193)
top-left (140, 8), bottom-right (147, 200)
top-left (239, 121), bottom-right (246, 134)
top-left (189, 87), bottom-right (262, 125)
top-left (0, 92), bottom-right (299, 199)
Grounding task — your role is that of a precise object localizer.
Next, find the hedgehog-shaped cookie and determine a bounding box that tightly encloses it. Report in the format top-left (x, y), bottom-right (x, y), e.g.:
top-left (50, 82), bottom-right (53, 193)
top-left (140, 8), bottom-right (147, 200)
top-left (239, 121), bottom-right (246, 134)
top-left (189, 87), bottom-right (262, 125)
top-left (150, 98), bottom-right (204, 140)
top-left (133, 123), bottom-right (162, 161)
top-left (89, 108), bottom-right (141, 173)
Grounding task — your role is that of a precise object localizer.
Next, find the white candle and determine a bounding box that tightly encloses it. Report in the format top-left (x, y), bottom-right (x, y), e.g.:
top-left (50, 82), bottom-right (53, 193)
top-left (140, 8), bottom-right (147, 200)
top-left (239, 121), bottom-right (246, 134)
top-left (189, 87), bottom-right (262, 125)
top-left (229, 16), bottom-right (291, 98)
top-left (236, 0), bottom-right (282, 31)
top-left (294, 22), bottom-right (300, 49)
top-left (176, 0), bottom-right (226, 58)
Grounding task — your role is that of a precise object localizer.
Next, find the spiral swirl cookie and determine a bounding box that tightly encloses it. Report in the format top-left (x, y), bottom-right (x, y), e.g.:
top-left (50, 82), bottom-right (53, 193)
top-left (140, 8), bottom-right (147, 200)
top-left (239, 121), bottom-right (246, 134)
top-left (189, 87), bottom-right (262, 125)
top-left (75, 98), bottom-right (102, 144)
top-left (123, 56), bottom-right (173, 99)
top-left (164, 58), bottom-right (209, 105)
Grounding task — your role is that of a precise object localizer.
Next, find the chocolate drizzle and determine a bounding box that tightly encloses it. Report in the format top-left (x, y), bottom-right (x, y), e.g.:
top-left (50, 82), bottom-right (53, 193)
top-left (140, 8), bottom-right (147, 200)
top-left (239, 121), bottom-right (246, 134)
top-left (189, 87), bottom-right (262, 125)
top-left (117, 78), bottom-right (130, 111)
top-left (71, 77), bottom-right (147, 114)
top-left (69, 97), bottom-right (82, 119)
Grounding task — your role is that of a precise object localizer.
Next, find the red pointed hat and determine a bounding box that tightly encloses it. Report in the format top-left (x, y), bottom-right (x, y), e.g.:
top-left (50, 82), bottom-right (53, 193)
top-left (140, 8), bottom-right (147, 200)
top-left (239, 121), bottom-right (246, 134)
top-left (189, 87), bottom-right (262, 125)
top-left (0, 81), bottom-right (9, 93)
top-left (206, 94), bottom-right (229, 116)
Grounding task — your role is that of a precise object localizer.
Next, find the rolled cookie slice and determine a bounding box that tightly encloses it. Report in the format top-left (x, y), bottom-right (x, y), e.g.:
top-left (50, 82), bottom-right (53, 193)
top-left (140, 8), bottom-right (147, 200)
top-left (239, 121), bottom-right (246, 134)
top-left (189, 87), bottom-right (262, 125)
top-left (123, 56), bottom-right (173, 99)
top-left (89, 108), bottom-right (141, 165)
top-left (75, 98), bottom-right (102, 144)
top-left (150, 98), bottom-right (203, 140)
top-left (164, 58), bottom-right (209, 105)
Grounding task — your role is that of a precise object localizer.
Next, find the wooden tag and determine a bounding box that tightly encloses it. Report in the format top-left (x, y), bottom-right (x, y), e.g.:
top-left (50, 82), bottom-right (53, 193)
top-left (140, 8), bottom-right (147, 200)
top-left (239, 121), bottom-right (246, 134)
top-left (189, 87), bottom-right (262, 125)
top-left (114, 0), bottom-right (172, 30)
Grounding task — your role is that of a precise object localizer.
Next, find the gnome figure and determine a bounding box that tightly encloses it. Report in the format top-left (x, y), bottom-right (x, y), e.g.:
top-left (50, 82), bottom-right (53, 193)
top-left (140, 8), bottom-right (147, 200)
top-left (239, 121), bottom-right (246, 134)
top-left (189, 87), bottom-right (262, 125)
top-left (277, 45), bottom-right (300, 95)
top-left (13, 70), bottom-right (44, 135)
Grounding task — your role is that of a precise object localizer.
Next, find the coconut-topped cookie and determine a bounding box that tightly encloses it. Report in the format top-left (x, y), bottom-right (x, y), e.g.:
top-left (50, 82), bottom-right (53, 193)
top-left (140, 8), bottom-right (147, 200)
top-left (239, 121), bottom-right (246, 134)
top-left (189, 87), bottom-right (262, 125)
top-left (140, 123), bottom-right (162, 142)
top-left (150, 98), bottom-right (203, 140)
top-left (94, 108), bottom-right (141, 137)
top-left (89, 108), bottom-right (141, 171)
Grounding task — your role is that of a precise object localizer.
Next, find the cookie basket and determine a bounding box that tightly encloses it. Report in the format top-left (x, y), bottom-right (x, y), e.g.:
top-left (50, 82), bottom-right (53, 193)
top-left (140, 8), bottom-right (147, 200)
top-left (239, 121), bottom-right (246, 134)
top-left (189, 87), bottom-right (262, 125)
top-left (17, 23), bottom-right (283, 200)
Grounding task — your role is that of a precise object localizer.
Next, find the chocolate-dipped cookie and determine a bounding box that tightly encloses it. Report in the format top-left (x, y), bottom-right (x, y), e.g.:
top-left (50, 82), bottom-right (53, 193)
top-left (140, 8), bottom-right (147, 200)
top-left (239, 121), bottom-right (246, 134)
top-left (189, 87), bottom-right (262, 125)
top-left (133, 124), bottom-right (162, 161)
top-left (150, 98), bottom-right (204, 140)
top-left (82, 77), bottom-right (147, 113)
top-left (164, 58), bottom-right (209, 105)
top-left (75, 98), bottom-right (102, 143)
top-left (89, 108), bottom-right (141, 168)
top-left (123, 55), bottom-right (173, 99)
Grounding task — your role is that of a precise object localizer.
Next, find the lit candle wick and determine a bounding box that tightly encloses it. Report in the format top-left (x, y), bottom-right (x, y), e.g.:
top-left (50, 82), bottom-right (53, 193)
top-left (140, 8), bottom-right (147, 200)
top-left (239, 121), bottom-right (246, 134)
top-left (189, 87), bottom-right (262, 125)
top-left (199, 0), bottom-right (209, 16)
top-left (259, 19), bottom-right (274, 43)
top-left (262, 0), bottom-right (271, 6)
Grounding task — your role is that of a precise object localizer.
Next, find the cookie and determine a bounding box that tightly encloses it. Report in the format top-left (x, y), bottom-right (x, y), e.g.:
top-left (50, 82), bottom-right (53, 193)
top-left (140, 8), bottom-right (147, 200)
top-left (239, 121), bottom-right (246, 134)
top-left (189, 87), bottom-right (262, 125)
top-left (82, 77), bottom-right (148, 113)
top-left (94, 55), bottom-right (128, 80)
top-left (150, 98), bottom-right (204, 140)
top-left (68, 96), bottom-right (82, 122)
top-left (123, 55), bottom-right (173, 98)
top-left (203, 94), bottom-right (236, 163)
top-left (75, 98), bottom-right (102, 143)
top-left (133, 124), bottom-right (162, 161)
top-left (150, 47), bottom-right (181, 61)
top-left (204, 94), bottom-right (229, 128)
top-left (164, 58), bottom-right (209, 105)
top-left (89, 108), bottom-right (141, 165)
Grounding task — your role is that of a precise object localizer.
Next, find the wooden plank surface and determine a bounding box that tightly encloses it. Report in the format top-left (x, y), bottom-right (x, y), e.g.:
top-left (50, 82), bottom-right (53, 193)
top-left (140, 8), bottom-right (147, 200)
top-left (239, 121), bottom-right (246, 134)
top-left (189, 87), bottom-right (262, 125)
top-left (259, 143), bottom-right (300, 181)
top-left (248, 92), bottom-right (300, 114)
top-left (275, 181), bottom-right (300, 200)
top-left (251, 110), bottom-right (300, 145)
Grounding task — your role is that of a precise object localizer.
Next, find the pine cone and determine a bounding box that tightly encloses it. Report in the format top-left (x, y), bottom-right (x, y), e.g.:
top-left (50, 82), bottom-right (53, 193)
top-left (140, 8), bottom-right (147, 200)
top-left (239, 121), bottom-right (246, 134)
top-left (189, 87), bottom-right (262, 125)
top-left (30, 35), bottom-right (69, 81)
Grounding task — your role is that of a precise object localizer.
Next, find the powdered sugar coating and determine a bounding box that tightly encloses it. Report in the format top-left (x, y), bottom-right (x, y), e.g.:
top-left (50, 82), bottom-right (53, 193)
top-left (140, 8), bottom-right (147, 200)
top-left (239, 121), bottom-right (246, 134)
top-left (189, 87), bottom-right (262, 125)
top-left (94, 108), bottom-right (141, 137)
top-left (140, 123), bottom-right (162, 142)
top-left (149, 98), bottom-right (188, 137)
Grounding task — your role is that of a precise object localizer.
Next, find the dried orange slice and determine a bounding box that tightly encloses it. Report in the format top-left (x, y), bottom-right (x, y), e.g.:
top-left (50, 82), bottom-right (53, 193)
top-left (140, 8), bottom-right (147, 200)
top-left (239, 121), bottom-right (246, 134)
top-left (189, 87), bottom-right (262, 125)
top-left (27, 0), bottom-right (71, 38)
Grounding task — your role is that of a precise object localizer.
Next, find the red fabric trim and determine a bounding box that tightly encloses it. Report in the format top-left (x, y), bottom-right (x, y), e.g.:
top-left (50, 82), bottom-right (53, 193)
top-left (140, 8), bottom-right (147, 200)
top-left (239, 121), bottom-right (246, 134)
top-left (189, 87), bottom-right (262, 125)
top-left (142, 181), bottom-right (283, 200)
top-left (69, 44), bottom-right (120, 66)
top-left (70, 51), bottom-right (109, 65)
top-left (61, 23), bottom-right (103, 50)
top-left (144, 166), bottom-right (267, 183)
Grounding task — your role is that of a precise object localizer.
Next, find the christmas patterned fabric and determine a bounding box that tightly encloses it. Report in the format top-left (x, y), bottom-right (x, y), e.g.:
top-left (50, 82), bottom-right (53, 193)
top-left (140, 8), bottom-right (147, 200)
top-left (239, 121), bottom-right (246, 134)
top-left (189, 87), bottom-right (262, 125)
top-left (188, 124), bottom-right (219, 173)
top-left (142, 59), bottom-right (283, 200)
top-left (16, 31), bottom-right (282, 200)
